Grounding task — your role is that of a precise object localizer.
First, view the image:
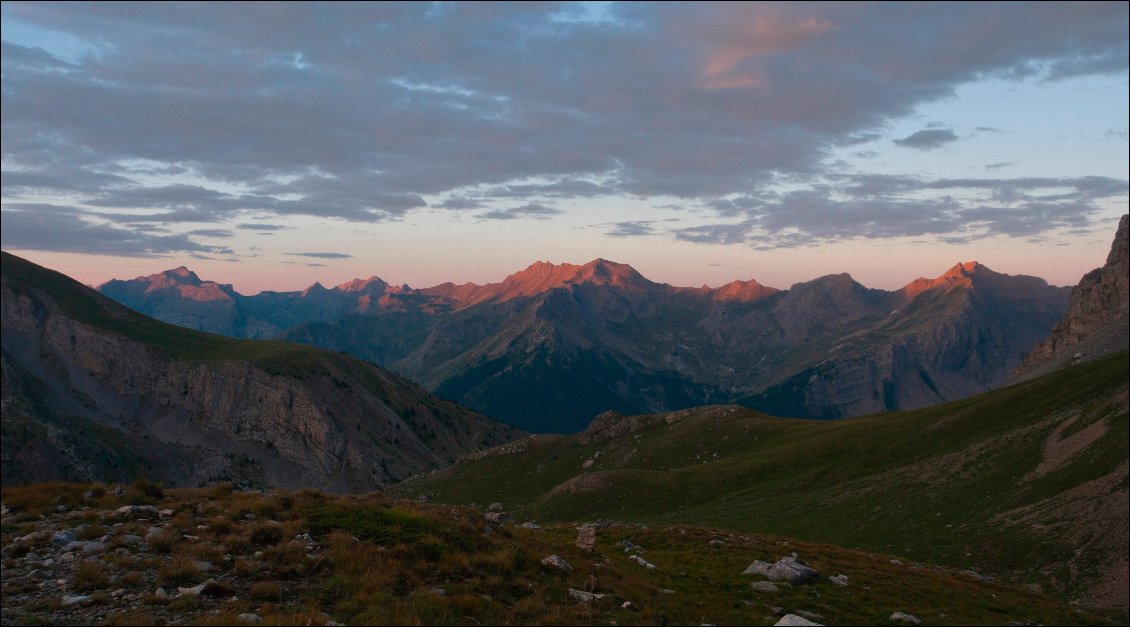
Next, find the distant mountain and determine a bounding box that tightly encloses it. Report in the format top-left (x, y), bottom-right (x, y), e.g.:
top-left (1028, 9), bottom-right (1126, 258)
top-left (98, 257), bottom-right (1070, 432)
top-left (739, 261), bottom-right (1071, 418)
top-left (1012, 214), bottom-right (1129, 381)
top-left (2, 252), bottom-right (520, 490)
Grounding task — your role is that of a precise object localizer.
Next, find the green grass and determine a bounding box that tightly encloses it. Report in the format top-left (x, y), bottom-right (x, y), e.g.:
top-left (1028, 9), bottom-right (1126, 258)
top-left (2, 484), bottom-right (1107, 626)
top-left (396, 351), bottom-right (1129, 617)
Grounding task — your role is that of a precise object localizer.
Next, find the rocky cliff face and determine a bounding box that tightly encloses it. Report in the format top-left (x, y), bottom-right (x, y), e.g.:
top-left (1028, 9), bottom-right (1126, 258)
top-left (1013, 215), bottom-right (1130, 382)
top-left (1, 252), bottom-right (520, 489)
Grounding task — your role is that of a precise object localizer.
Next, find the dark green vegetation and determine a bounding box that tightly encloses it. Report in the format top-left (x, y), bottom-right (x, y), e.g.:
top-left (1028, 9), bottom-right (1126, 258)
top-left (0, 484), bottom-right (1109, 626)
top-left (397, 351), bottom-right (1130, 618)
top-left (1, 252), bottom-right (520, 489)
top-left (98, 258), bottom-right (1070, 432)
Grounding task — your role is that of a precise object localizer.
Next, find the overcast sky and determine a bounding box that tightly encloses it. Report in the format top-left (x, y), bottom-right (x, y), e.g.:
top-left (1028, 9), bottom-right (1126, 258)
top-left (2, 2), bottom-right (1127, 292)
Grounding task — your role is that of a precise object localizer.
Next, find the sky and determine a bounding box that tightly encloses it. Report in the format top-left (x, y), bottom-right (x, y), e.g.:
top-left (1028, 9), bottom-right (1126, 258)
top-left (2, 2), bottom-right (1127, 293)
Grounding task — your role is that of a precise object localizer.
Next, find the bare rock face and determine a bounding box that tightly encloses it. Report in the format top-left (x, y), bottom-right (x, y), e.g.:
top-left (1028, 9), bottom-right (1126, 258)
top-left (1013, 215), bottom-right (1129, 381)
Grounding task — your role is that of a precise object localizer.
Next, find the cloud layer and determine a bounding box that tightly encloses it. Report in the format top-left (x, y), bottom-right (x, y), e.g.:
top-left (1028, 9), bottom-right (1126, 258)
top-left (2, 2), bottom-right (1127, 257)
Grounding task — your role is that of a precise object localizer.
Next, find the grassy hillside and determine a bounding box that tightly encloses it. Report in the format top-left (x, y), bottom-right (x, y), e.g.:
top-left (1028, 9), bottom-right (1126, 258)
top-left (0, 483), bottom-right (1108, 626)
top-left (395, 351), bottom-right (1129, 616)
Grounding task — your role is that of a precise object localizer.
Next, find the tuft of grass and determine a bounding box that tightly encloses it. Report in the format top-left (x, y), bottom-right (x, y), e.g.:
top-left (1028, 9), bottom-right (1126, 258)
top-left (73, 559), bottom-right (110, 591)
top-left (250, 580), bottom-right (283, 601)
top-left (248, 521), bottom-right (285, 546)
top-left (147, 529), bottom-right (178, 554)
top-left (157, 555), bottom-right (201, 587)
top-left (129, 478), bottom-right (164, 502)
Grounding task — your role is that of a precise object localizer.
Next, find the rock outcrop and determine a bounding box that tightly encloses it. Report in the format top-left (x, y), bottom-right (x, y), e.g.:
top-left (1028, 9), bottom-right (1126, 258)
top-left (1013, 215), bottom-right (1130, 381)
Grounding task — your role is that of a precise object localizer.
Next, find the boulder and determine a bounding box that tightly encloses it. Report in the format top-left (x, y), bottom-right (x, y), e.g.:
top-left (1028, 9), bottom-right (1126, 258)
top-left (568, 588), bottom-right (605, 603)
top-left (51, 530), bottom-right (76, 547)
top-left (750, 581), bottom-right (779, 592)
top-left (575, 523), bottom-right (596, 552)
top-left (743, 556), bottom-right (818, 583)
top-left (889, 612), bottom-right (921, 625)
top-left (774, 615), bottom-right (823, 626)
top-left (540, 554), bottom-right (573, 572)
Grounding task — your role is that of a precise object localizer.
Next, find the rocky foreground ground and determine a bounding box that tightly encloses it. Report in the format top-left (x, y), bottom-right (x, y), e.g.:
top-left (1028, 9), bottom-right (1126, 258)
top-left (0, 482), bottom-right (1111, 626)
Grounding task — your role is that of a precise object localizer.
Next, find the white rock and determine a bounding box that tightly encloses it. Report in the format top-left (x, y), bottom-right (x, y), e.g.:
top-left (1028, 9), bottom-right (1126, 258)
top-left (889, 612), bottom-right (921, 625)
top-left (568, 588), bottom-right (605, 603)
top-left (540, 554), bottom-right (573, 572)
top-left (61, 595), bottom-right (90, 606)
top-left (629, 554), bottom-right (657, 569)
top-left (773, 614), bottom-right (823, 626)
top-left (177, 579), bottom-right (216, 597)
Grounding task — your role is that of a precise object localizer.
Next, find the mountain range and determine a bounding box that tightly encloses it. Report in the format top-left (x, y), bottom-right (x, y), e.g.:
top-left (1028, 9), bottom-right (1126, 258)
top-left (99, 257), bottom-right (1070, 432)
top-left (1, 251), bottom-right (520, 490)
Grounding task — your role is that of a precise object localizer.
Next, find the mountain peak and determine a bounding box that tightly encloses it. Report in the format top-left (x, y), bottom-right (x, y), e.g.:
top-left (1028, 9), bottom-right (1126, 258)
top-left (712, 278), bottom-right (779, 303)
top-left (336, 276), bottom-right (389, 293)
top-left (567, 258), bottom-right (650, 288)
top-left (902, 261), bottom-right (997, 298)
top-left (942, 260), bottom-right (990, 279)
top-left (156, 266), bottom-right (202, 286)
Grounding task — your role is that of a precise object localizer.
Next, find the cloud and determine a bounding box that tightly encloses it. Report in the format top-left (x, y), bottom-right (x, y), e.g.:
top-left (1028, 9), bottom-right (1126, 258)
top-left (187, 228), bottom-right (234, 238)
top-left (284, 252), bottom-right (353, 259)
top-left (477, 202), bottom-right (563, 221)
top-left (894, 129), bottom-right (959, 150)
top-left (614, 174), bottom-right (1127, 247)
top-left (1, 3), bottom-right (1126, 255)
top-left (985, 161), bottom-right (1017, 171)
top-left (976, 126), bottom-right (1007, 133)
top-left (0, 205), bottom-right (231, 257)
top-left (605, 221), bottom-right (658, 238)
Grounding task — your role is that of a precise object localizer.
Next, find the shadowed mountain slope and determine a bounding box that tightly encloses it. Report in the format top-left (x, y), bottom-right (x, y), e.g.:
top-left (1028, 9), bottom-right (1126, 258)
top-left (1, 252), bottom-right (520, 490)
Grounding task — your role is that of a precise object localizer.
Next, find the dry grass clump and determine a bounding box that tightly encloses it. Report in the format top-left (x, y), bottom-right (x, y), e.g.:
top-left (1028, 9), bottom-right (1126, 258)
top-left (232, 557), bottom-right (255, 577)
top-left (73, 559), bottom-right (110, 591)
top-left (250, 580), bottom-right (283, 601)
top-left (147, 528), bottom-right (179, 554)
top-left (157, 554), bottom-right (201, 587)
top-left (77, 523), bottom-right (106, 541)
top-left (207, 515), bottom-right (233, 535)
top-left (248, 521), bottom-right (285, 546)
top-left (127, 478), bottom-right (164, 504)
